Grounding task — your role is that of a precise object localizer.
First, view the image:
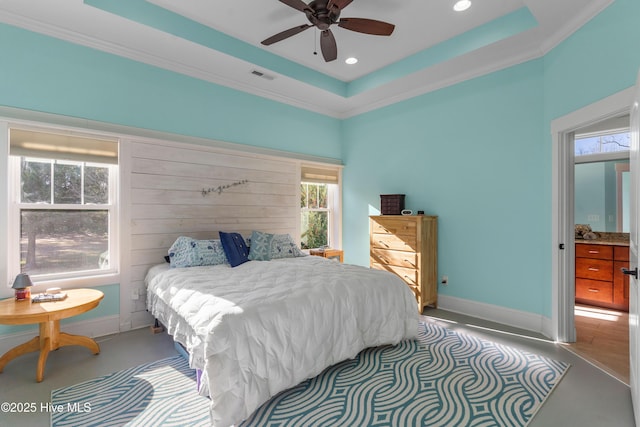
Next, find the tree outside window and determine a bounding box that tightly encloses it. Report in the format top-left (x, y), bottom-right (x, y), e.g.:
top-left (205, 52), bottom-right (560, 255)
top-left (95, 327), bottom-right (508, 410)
top-left (19, 158), bottom-right (112, 276)
top-left (574, 131), bottom-right (630, 156)
top-left (300, 182), bottom-right (330, 249)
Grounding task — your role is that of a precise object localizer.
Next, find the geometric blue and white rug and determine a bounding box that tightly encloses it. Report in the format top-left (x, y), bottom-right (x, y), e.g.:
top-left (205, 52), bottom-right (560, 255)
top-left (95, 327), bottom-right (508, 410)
top-left (241, 320), bottom-right (570, 427)
top-left (52, 320), bottom-right (569, 427)
top-left (51, 356), bottom-right (210, 427)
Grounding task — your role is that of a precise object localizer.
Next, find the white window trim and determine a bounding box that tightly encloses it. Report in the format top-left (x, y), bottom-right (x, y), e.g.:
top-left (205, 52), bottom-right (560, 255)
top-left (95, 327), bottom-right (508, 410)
top-left (301, 183), bottom-right (337, 248)
top-left (6, 128), bottom-right (120, 291)
top-left (300, 164), bottom-right (342, 250)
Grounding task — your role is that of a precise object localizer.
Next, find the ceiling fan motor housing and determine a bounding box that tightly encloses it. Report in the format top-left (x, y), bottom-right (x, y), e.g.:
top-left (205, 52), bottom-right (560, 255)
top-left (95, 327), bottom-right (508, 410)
top-left (306, 0), bottom-right (340, 30)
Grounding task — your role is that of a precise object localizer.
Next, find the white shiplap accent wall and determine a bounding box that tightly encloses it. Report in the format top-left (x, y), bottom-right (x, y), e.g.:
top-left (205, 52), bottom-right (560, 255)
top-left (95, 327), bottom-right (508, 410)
top-left (126, 137), bottom-right (300, 327)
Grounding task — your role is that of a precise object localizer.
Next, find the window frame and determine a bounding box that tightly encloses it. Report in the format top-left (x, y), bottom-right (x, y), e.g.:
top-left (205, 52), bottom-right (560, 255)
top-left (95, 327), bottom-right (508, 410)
top-left (7, 129), bottom-right (120, 289)
top-left (300, 181), bottom-right (335, 249)
top-left (574, 127), bottom-right (630, 163)
top-left (299, 163), bottom-right (342, 251)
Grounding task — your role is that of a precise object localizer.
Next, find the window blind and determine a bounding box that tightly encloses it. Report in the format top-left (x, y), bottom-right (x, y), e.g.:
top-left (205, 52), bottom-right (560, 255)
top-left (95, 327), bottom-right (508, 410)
top-left (10, 129), bottom-right (118, 164)
top-left (301, 165), bottom-right (340, 184)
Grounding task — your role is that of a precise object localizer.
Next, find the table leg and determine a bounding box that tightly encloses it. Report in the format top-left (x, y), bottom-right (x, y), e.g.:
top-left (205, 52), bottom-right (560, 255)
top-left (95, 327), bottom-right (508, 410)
top-left (36, 337), bottom-right (51, 383)
top-left (0, 320), bottom-right (101, 382)
top-left (58, 332), bottom-right (100, 354)
top-left (35, 320), bottom-right (100, 382)
top-left (0, 336), bottom-right (41, 373)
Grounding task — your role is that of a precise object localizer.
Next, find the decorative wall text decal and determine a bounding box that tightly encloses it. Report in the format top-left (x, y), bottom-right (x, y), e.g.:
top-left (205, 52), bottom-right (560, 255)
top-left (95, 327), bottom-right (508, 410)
top-left (202, 179), bottom-right (248, 197)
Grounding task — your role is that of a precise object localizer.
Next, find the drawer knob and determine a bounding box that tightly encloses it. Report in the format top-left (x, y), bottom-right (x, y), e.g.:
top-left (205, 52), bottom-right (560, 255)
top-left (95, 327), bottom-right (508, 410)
top-left (378, 240), bottom-right (389, 248)
top-left (587, 267), bottom-right (600, 272)
top-left (588, 288), bottom-right (600, 293)
top-left (588, 250), bottom-right (599, 254)
top-left (622, 267), bottom-right (638, 279)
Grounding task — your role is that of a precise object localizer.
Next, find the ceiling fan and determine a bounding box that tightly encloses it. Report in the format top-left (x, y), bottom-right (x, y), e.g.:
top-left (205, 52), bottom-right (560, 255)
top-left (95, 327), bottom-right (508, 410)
top-left (261, 0), bottom-right (395, 62)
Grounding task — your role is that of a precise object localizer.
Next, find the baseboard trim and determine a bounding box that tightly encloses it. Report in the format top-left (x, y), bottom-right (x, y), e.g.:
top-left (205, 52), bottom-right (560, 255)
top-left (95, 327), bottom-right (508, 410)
top-left (438, 295), bottom-right (553, 339)
top-left (0, 315), bottom-right (120, 355)
top-left (132, 310), bottom-right (155, 330)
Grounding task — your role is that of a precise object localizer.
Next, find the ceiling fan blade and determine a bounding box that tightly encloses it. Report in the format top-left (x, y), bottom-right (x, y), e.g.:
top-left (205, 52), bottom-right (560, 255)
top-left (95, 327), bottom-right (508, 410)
top-left (338, 18), bottom-right (395, 36)
top-left (327, 0), bottom-right (353, 10)
top-left (261, 24), bottom-right (312, 45)
top-left (320, 29), bottom-right (337, 62)
top-left (279, 0), bottom-right (312, 13)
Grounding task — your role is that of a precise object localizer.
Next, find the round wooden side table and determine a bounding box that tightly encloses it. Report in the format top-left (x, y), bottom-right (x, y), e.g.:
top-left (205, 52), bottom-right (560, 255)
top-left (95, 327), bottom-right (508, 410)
top-left (0, 288), bottom-right (104, 382)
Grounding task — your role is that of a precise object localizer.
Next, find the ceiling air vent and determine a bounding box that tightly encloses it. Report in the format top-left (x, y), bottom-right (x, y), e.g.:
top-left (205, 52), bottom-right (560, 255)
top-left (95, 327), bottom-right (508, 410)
top-left (250, 70), bottom-right (275, 81)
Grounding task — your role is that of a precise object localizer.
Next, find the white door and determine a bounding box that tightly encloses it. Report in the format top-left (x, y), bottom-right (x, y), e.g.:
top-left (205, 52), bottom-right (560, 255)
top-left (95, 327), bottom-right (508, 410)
top-left (628, 69), bottom-right (640, 422)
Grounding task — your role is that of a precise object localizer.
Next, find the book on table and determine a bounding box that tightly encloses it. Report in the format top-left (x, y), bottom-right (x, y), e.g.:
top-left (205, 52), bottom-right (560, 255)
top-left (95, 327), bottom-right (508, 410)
top-left (32, 292), bottom-right (67, 303)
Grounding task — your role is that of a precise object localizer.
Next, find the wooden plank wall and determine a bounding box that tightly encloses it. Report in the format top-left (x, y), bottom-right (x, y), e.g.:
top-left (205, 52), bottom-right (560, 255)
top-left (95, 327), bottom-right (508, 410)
top-left (126, 138), bottom-right (299, 323)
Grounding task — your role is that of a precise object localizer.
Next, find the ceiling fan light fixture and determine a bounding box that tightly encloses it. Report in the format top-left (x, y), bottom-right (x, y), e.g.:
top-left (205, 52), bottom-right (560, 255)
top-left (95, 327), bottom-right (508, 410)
top-left (262, 0), bottom-right (395, 63)
top-left (453, 0), bottom-right (471, 12)
top-left (345, 57), bottom-right (358, 65)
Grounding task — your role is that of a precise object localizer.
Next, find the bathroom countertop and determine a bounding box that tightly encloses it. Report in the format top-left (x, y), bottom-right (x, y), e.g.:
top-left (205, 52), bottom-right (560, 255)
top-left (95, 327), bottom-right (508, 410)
top-left (575, 232), bottom-right (629, 246)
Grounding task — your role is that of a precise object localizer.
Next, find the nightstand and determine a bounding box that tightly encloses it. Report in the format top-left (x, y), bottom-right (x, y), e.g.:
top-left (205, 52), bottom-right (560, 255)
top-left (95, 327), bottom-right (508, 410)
top-left (309, 248), bottom-right (344, 263)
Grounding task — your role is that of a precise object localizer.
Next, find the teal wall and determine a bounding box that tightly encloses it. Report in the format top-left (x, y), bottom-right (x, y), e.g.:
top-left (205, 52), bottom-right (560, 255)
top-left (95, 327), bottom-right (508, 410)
top-left (0, 24), bottom-right (342, 160)
top-left (342, 60), bottom-right (546, 313)
top-left (342, 0), bottom-right (640, 318)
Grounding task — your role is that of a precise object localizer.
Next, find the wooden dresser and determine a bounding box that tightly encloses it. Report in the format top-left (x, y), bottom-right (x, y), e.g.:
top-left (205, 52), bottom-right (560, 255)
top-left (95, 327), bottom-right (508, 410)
top-left (575, 242), bottom-right (629, 311)
top-left (369, 215), bottom-right (438, 312)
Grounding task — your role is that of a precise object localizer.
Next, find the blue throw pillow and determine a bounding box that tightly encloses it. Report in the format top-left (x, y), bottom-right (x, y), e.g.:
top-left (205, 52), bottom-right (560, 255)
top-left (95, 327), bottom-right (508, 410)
top-left (219, 232), bottom-right (250, 267)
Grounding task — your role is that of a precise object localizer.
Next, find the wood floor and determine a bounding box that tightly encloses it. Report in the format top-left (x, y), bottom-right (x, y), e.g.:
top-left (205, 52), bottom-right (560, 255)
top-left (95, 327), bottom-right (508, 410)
top-left (568, 304), bottom-right (629, 384)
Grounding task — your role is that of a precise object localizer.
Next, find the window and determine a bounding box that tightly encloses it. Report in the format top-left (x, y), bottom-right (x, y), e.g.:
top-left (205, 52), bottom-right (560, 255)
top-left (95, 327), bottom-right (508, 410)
top-left (300, 165), bottom-right (341, 250)
top-left (301, 182), bottom-right (331, 249)
top-left (575, 130), bottom-right (630, 157)
top-left (9, 128), bottom-right (118, 283)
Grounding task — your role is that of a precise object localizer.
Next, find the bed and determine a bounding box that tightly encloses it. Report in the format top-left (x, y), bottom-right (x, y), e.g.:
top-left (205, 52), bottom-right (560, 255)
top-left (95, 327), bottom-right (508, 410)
top-left (145, 250), bottom-right (418, 426)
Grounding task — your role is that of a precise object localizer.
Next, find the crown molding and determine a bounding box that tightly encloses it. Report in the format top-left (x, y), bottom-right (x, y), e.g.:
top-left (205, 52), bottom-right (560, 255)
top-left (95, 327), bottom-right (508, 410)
top-left (538, 0), bottom-right (614, 55)
top-left (338, 41), bottom-right (545, 119)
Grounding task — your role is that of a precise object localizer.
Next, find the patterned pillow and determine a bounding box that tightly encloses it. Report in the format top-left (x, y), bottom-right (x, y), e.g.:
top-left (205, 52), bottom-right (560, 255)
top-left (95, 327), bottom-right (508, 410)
top-left (168, 236), bottom-right (229, 268)
top-left (248, 231), bottom-right (306, 261)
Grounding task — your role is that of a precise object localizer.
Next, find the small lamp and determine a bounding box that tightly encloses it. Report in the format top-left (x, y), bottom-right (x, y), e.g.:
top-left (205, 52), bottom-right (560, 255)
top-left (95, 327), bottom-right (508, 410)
top-left (12, 273), bottom-right (34, 301)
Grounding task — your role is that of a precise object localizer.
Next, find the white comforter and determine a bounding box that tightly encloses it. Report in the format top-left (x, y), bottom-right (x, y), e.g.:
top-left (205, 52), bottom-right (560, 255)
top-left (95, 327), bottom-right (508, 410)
top-left (145, 256), bottom-right (418, 427)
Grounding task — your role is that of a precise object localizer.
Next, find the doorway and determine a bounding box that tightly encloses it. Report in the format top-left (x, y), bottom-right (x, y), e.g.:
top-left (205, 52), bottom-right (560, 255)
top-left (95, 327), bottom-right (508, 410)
top-left (571, 125), bottom-right (630, 383)
top-left (552, 87), bottom-right (635, 346)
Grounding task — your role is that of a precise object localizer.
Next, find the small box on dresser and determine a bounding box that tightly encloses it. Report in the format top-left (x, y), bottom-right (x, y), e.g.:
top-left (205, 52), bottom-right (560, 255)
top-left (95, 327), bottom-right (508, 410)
top-left (369, 215), bottom-right (438, 312)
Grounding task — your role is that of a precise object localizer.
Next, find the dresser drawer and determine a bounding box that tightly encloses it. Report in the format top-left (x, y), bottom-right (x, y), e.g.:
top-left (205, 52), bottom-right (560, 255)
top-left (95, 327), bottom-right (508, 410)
top-left (575, 244), bottom-right (613, 260)
top-left (576, 278), bottom-right (614, 304)
top-left (575, 257), bottom-right (613, 281)
top-left (371, 263), bottom-right (418, 286)
top-left (371, 233), bottom-right (417, 252)
top-left (370, 247), bottom-right (418, 268)
top-left (371, 218), bottom-right (417, 236)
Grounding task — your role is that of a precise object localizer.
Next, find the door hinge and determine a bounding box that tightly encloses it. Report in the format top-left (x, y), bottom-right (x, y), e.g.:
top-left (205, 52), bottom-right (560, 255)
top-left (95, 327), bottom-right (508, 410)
top-left (559, 243), bottom-right (565, 250)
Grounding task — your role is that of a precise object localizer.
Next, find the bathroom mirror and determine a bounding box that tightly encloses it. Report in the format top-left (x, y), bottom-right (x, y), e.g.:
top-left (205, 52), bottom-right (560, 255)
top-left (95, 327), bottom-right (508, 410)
top-left (575, 159), bottom-right (629, 232)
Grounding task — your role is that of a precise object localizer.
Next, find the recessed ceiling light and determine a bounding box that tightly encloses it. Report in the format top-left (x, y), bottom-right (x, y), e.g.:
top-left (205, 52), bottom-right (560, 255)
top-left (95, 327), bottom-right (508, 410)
top-left (345, 57), bottom-right (358, 65)
top-left (453, 0), bottom-right (471, 12)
